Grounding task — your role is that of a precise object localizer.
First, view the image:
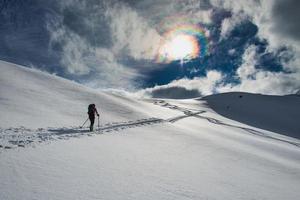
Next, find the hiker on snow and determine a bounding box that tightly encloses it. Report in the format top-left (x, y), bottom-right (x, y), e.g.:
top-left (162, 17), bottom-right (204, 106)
top-left (88, 104), bottom-right (99, 131)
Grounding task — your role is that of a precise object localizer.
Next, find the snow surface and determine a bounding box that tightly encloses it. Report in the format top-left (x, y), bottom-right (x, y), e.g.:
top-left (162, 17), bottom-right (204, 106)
top-left (203, 92), bottom-right (300, 139)
top-left (1, 60), bottom-right (300, 200)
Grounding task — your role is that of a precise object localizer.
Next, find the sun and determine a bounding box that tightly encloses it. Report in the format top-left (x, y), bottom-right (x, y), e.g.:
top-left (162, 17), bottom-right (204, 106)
top-left (158, 34), bottom-right (199, 62)
top-left (156, 23), bottom-right (210, 64)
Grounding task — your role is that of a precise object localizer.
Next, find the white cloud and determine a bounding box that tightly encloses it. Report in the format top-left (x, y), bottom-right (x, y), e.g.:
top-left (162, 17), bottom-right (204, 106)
top-left (220, 12), bottom-right (247, 39)
top-left (131, 0), bottom-right (213, 27)
top-left (168, 70), bottom-right (223, 94)
top-left (211, 0), bottom-right (300, 50)
top-left (47, 17), bottom-right (90, 75)
top-left (142, 44), bottom-right (300, 98)
top-left (45, 0), bottom-right (300, 95)
top-left (219, 71), bottom-right (300, 95)
top-left (132, 0), bottom-right (300, 96)
top-left (46, 0), bottom-right (215, 90)
top-left (174, 0), bottom-right (213, 25)
top-left (47, 15), bottom-right (140, 89)
top-left (106, 1), bottom-right (213, 61)
top-left (106, 3), bottom-right (162, 60)
top-left (217, 45), bottom-right (300, 95)
top-left (140, 70), bottom-right (224, 98)
top-left (60, 32), bottom-right (91, 75)
top-left (210, 0), bottom-right (300, 95)
top-left (236, 45), bottom-right (258, 79)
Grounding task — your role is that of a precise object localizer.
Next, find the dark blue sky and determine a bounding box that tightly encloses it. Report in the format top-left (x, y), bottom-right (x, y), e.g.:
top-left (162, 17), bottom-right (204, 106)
top-left (0, 0), bottom-right (299, 95)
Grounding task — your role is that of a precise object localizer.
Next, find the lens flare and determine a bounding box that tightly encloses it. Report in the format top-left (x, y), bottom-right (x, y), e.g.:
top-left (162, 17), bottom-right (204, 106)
top-left (156, 24), bottom-right (209, 63)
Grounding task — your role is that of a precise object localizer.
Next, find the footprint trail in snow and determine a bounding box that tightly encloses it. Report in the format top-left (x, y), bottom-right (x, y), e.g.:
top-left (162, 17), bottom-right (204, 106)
top-left (1, 99), bottom-right (299, 151)
top-left (0, 117), bottom-right (164, 151)
top-left (151, 99), bottom-right (300, 148)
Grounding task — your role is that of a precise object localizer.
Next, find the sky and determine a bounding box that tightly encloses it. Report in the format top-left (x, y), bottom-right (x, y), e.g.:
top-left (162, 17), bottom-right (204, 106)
top-left (0, 0), bottom-right (300, 98)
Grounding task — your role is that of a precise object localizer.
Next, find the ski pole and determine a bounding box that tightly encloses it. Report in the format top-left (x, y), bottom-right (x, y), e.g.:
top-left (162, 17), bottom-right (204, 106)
top-left (80, 117), bottom-right (89, 128)
top-left (97, 115), bottom-right (100, 130)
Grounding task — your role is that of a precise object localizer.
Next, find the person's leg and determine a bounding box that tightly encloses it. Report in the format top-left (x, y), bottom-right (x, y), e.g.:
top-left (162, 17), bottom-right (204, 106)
top-left (89, 115), bottom-right (95, 131)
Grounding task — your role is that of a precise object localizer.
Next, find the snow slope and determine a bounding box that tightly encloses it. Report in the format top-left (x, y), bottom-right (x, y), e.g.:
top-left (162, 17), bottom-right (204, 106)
top-left (1, 60), bottom-right (300, 200)
top-left (203, 92), bottom-right (300, 139)
top-left (0, 60), bottom-right (178, 128)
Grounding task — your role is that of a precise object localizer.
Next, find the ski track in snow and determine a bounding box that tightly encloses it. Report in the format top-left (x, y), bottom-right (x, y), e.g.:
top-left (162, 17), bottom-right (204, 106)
top-left (1, 99), bottom-right (299, 152)
top-left (152, 99), bottom-right (300, 148)
top-left (0, 118), bottom-right (164, 151)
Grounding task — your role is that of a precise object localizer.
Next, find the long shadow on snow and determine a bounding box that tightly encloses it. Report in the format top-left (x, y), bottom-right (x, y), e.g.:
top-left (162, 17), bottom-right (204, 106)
top-left (48, 128), bottom-right (90, 135)
top-left (48, 118), bottom-right (164, 136)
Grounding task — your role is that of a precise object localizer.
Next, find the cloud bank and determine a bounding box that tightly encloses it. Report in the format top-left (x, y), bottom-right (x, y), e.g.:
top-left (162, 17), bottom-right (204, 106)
top-left (46, 0), bottom-right (218, 90)
top-left (144, 0), bottom-right (300, 97)
top-left (47, 0), bottom-right (162, 89)
top-left (140, 70), bottom-right (223, 98)
top-left (2, 0), bottom-right (299, 96)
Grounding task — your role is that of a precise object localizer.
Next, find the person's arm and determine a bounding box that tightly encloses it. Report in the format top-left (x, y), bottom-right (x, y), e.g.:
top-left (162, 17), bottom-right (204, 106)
top-left (95, 108), bottom-right (99, 116)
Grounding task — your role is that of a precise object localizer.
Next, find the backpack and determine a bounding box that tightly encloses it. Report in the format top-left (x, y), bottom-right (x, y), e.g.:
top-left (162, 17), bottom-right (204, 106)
top-left (88, 104), bottom-right (94, 114)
